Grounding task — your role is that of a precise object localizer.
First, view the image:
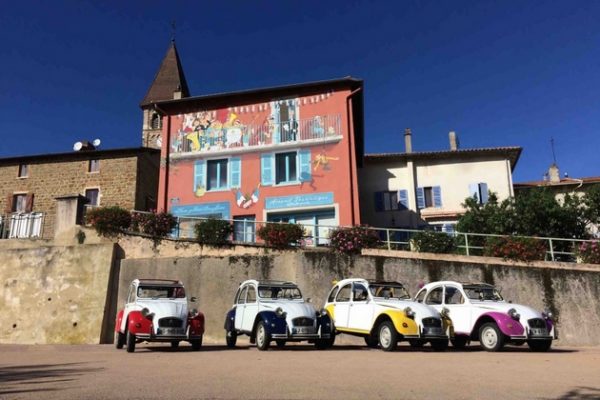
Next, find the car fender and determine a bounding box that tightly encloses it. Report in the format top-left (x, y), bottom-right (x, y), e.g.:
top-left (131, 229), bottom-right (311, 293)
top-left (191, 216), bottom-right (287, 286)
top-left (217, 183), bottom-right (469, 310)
top-left (127, 310), bottom-right (153, 335)
top-left (376, 310), bottom-right (419, 336)
top-left (224, 308), bottom-right (236, 331)
top-left (188, 312), bottom-right (205, 336)
top-left (317, 313), bottom-right (333, 335)
top-left (474, 312), bottom-right (525, 337)
top-left (256, 311), bottom-right (287, 335)
top-left (115, 310), bottom-right (125, 333)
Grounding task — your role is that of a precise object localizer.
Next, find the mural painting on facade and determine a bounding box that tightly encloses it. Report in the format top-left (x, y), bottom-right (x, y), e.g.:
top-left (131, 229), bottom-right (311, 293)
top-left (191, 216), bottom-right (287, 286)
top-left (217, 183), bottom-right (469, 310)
top-left (313, 151), bottom-right (339, 171)
top-left (234, 184), bottom-right (260, 209)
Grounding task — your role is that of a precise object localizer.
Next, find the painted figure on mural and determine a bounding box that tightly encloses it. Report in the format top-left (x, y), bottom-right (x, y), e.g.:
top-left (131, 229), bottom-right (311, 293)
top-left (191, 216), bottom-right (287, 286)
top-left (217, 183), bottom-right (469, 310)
top-left (312, 115), bottom-right (325, 138)
top-left (313, 152), bottom-right (339, 171)
top-left (234, 184), bottom-right (260, 209)
top-left (282, 109), bottom-right (298, 142)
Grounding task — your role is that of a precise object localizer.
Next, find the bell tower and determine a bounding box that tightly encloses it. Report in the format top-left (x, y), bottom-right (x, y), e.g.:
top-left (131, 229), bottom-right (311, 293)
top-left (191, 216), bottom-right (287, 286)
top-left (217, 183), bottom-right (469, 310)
top-left (140, 40), bottom-right (190, 148)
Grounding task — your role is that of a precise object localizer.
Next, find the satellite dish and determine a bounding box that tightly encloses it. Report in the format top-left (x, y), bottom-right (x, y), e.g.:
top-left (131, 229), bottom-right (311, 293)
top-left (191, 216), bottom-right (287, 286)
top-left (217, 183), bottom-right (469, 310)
top-left (92, 138), bottom-right (101, 147)
top-left (73, 142), bottom-right (83, 151)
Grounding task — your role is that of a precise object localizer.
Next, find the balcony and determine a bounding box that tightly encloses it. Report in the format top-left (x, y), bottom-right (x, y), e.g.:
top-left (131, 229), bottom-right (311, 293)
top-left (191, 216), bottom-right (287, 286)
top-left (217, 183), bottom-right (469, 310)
top-left (0, 212), bottom-right (44, 239)
top-left (170, 113), bottom-right (342, 159)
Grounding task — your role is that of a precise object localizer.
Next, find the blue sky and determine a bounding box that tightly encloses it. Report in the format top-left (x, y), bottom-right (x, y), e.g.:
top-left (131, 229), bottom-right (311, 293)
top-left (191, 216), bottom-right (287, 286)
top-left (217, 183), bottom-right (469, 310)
top-left (1, 1), bottom-right (599, 182)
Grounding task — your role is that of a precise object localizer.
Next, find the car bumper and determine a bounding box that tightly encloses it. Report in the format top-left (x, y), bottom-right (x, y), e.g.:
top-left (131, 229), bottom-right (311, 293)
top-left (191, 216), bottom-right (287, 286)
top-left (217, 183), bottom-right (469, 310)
top-left (271, 333), bottom-right (332, 340)
top-left (135, 333), bottom-right (192, 341)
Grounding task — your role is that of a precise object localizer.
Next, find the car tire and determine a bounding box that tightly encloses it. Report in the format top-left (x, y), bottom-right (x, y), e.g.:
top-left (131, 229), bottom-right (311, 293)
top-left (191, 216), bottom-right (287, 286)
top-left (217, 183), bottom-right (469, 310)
top-left (275, 340), bottom-right (286, 348)
top-left (408, 339), bottom-right (425, 348)
top-left (226, 330), bottom-right (237, 348)
top-left (171, 341), bottom-right (180, 349)
top-left (126, 330), bottom-right (136, 353)
top-left (527, 339), bottom-right (552, 352)
top-left (255, 321), bottom-right (271, 351)
top-left (115, 331), bottom-right (125, 349)
top-left (191, 336), bottom-right (203, 351)
top-left (451, 336), bottom-right (468, 349)
top-left (479, 323), bottom-right (505, 352)
top-left (431, 339), bottom-right (449, 352)
top-left (378, 321), bottom-right (398, 352)
top-left (364, 334), bottom-right (379, 348)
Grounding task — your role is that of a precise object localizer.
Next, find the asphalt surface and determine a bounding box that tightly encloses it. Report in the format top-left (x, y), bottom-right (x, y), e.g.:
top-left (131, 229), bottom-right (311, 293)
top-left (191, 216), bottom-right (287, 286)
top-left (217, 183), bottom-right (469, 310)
top-left (1, 339), bottom-right (599, 400)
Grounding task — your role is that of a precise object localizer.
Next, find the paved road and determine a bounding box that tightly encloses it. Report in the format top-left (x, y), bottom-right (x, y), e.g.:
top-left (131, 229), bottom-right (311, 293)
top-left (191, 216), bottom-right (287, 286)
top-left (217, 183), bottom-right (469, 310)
top-left (1, 340), bottom-right (599, 400)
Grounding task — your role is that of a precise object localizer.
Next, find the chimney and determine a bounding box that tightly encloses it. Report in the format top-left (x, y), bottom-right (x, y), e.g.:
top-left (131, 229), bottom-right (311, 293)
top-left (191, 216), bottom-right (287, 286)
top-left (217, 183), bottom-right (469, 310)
top-left (449, 131), bottom-right (459, 151)
top-left (548, 163), bottom-right (560, 183)
top-left (404, 128), bottom-right (412, 153)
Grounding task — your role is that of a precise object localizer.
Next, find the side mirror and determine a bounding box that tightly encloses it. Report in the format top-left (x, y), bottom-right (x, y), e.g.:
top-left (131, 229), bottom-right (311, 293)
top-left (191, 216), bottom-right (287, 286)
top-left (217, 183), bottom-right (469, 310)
top-left (190, 296), bottom-right (197, 303)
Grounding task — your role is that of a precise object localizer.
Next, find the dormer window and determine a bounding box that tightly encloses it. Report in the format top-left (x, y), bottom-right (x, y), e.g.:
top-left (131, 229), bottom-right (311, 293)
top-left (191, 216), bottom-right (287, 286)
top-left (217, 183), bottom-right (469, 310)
top-left (18, 164), bottom-right (29, 178)
top-left (151, 113), bottom-right (161, 129)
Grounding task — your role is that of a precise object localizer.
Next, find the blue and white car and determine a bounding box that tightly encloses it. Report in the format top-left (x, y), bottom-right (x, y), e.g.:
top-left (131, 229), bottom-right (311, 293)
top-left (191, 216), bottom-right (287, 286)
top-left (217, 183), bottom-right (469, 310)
top-left (224, 280), bottom-right (334, 350)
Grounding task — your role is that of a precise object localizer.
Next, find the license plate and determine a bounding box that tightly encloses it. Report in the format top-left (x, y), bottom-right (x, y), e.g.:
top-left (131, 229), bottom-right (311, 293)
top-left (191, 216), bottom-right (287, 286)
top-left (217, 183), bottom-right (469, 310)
top-left (295, 327), bottom-right (315, 335)
top-left (425, 327), bottom-right (443, 336)
top-left (160, 328), bottom-right (184, 335)
top-left (530, 328), bottom-right (548, 336)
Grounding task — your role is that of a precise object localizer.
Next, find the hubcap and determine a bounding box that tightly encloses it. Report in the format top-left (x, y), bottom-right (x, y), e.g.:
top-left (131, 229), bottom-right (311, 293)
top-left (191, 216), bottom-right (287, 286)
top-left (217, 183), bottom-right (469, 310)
top-left (380, 326), bottom-right (392, 348)
top-left (482, 327), bottom-right (498, 348)
top-left (257, 325), bottom-right (265, 346)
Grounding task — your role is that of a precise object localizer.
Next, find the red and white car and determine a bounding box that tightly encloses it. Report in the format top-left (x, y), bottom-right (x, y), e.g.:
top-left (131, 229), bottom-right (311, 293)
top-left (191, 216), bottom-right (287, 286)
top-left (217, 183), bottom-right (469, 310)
top-left (115, 279), bottom-right (205, 352)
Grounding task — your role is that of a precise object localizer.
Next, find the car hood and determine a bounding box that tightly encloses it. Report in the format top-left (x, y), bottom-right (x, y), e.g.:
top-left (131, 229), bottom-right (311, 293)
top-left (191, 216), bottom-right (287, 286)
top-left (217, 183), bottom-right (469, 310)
top-left (136, 299), bottom-right (188, 322)
top-left (261, 301), bottom-right (317, 323)
top-left (373, 299), bottom-right (440, 320)
top-left (469, 301), bottom-right (543, 320)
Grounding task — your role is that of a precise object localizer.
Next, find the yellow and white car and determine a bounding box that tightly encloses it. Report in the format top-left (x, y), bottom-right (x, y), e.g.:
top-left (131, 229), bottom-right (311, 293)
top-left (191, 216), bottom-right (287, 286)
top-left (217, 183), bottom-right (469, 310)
top-left (324, 278), bottom-right (452, 351)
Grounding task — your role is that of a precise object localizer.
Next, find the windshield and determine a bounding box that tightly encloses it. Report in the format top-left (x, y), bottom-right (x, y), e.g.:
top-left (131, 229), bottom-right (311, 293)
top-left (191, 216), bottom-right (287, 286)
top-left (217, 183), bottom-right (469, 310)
top-left (258, 285), bottom-right (303, 300)
top-left (137, 286), bottom-right (185, 299)
top-left (369, 284), bottom-right (411, 300)
top-left (463, 285), bottom-right (503, 301)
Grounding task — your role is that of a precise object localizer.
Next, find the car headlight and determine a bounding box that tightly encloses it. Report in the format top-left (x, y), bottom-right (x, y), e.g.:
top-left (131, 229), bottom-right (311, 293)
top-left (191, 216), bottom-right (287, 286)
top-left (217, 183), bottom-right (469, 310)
top-left (141, 307), bottom-right (150, 317)
top-left (508, 308), bottom-right (520, 320)
top-left (190, 308), bottom-right (199, 317)
top-left (319, 309), bottom-right (328, 317)
top-left (275, 307), bottom-right (287, 319)
top-left (404, 307), bottom-right (415, 318)
top-left (542, 310), bottom-right (553, 320)
top-left (440, 307), bottom-right (450, 318)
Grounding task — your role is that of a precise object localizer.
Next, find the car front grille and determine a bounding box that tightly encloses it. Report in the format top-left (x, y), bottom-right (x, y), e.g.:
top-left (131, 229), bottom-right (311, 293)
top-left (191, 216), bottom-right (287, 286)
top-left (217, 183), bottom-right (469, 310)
top-left (292, 317), bottom-right (314, 327)
top-left (158, 317), bottom-right (183, 328)
top-left (422, 317), bottom-right (442, 328)
top-left (528, 318), bottom-right (546, 329)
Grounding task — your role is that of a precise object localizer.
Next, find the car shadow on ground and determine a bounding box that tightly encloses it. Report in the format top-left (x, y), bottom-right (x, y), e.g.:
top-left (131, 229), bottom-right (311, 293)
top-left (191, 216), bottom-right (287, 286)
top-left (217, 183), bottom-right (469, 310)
top-left (545, 386), bottom-right (600, 400)
top-left (143, 344), bottom-right (252, 352)
top-left (0, 362), bottom-right (104, 396)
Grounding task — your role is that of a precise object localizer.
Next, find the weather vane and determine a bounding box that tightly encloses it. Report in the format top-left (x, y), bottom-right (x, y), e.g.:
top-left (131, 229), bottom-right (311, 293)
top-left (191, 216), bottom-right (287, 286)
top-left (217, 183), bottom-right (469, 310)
top-left (550, 137), bottom-right (557, 165)
top-left (171, 20), bottom-right (176, 42)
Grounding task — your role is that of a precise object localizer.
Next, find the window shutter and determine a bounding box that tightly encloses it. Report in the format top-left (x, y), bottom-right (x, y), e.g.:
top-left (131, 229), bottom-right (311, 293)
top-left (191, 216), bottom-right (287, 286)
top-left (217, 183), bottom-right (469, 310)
top-left (5, 194), bottom-right (13, 214)
top-left (374, 192), bottom-right (384, 212)
top-left (193, 160), bottom-right (206, 192)
top-left (433, 186), bottom-right (442, 207)
top-left (260, 153), bottom-right (274, 186)
top-left (229, 158), bottom-right (241, 188)
top-left (479, 183), bottom-right (489, 204)
top-left (298, 149), bottom-right (311, 182)
top-left (442, 223), bottom-right (455, 234)
top-left (398, 189), bottom-right (409, 210)
top-left (416, 187), bottom-right (425, 209)
top-left (469, 183), bottom-right (480, 203)
top-left (25, 193), bottom-right (34, 212)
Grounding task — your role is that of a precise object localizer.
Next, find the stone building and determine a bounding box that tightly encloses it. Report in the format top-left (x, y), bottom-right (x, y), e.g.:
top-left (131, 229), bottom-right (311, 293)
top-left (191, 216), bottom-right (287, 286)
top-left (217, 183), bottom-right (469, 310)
top-left (0, 147), bottom-right (159, 239)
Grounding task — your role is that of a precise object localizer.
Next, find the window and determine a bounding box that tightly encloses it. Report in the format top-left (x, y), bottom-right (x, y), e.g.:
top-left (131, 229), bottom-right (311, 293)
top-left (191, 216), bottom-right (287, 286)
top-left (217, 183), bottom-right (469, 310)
top-left (12, 194), bottom-right (28, 213)
top-left (127, 284), bottom-right (135, 303)
top-left (327, 287), bottom-right (339, 303)
top-left (18, 164), bottom-right (29, 178)
top-left (425, 286), bottom-right (444, 305)
top-left (335, 284), bottom-right (352, 302)
top-left (85, 189), bottom-right (99, 207)
top-left (469, 183), bottom-right (489, 204)
top-left (207, 159), bottom-right (228, 190)
top-left (445, 286), bottom-right (463, 305)
top-left (352, 283), bottom-right (369, 302)
top-left (375, 190), bottom-right (408, 212)
top-left (88, 159), bottom-right (100, 173)
top-left (417, 186), bottom-right (442, 209)
top-left (415, 289), bottom-right (426, 303)
top-left (234, 216), bottom-right (255, 242)
top-left (236, 286), bottom-right (248, 304)
top-left (246, 286), bottom-right (257, 303)
top-left (275, 152), bottom-right (297, 184)
top-left (151, 113), bottom-right (161, 129)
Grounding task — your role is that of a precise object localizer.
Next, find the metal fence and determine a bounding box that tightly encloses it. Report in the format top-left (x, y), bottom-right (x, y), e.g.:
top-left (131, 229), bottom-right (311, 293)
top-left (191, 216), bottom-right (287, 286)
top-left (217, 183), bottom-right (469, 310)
top-left (0, 212), bottom-right (45, 239)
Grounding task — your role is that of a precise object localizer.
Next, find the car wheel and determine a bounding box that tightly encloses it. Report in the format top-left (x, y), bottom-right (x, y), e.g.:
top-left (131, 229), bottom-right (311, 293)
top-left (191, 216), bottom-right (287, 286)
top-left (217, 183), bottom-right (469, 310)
top-left (115, 331), bottom-right (125, 349)
top-left (431, 339), bottom-right (449, 352)
top-left (408, 339), bottom-right (425, 348)
top-left (255, 321), bottom-right (271, 351)
top-left (275, 340), bottom-right (286, 348)
top-left (315, 335), bottom-right (336, 350)
top-left (527, 339), bottom-right (552, 352)
top-left (126, 330), bottom-right (136, 353)
top-left (451, 336), bottom-right (468, 349)
top-left (378, 321), bottom-right (398, 352)
top-left (479, 323), bottom-right (505, 352)
top-left (226, 330), bottom-right (237, 348)
top-left (364, 334), bottom-right (379, 348)
top-left (171, 341), bottom-right (180, 349)
top-left (191, 336), bottom-right (203, 351)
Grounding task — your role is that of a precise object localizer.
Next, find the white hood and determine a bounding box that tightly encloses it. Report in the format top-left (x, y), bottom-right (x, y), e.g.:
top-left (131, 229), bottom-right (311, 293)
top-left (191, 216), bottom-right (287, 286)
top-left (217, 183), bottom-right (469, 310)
top-left (470, 301), bottom-right (544, 321)
top-left (136, 299), bottom-right (188, 331)
top-left (261, 300), bottom-right (317, 326)
top-left (373, 299), bottom-right (441, 322)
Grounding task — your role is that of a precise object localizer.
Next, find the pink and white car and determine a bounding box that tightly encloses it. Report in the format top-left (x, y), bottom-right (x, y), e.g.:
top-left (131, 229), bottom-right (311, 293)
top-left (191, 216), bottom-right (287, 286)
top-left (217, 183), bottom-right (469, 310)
top-left (414, 281), bottom-right (556, 352)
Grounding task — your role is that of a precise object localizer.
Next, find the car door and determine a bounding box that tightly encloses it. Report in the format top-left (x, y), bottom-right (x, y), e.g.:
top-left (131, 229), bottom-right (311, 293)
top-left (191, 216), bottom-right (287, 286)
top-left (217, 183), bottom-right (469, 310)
top-left (242, 285), bottom-right (258, 332)
top-left (424, 285), bottom-right (444, 313)
top-left (234, 286), bottom-right (247, 332)
top-left (332, 283), bottom-right (352, 329)
top-left (347, 282), bottom-right (374, 332)
top-left (443, 285), bottom-right (471, 335)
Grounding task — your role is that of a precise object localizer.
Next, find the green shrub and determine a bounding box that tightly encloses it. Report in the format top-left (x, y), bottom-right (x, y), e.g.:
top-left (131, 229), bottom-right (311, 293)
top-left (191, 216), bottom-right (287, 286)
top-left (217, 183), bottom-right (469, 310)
top-left (411, 231), bottom-right (456, 254)
top-left (194, 218), bottom-right (233, 246)
top-left (329, 226), bottom-right (380, 255)
top-left (257, 223), bottom-right (304, 249)
top-left (575, 240), bottom-right (600, 264)
top-left (483, 236), bottom-right (547, 262)
top-left (131, 212), bottom-right (177, 238)
top-left (85, 206), bottom-right (131, 238)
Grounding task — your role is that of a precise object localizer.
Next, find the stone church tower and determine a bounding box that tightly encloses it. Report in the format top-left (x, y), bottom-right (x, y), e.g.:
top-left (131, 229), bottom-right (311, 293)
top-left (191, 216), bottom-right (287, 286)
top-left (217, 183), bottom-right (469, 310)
top-left (140, 41), bottom-right (190, 148)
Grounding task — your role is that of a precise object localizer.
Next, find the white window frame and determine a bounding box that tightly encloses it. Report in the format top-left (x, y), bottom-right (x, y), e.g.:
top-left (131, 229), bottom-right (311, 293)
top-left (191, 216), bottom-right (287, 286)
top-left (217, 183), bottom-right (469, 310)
top-left (274, 149), bottom-right (299, 186)
top-left (205, 156), bottom-right (230, 192)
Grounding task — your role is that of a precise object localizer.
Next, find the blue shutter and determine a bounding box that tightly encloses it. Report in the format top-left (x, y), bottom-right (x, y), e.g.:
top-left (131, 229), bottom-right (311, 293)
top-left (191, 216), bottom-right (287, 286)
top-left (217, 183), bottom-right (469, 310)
top-left (398, 189), bottom-right (408, 210)
top-left (433, 186), bottom-right (442, 207)
top-left (261, 153), bottom-right (274, 186)
top-left (229, 158), bottom-right (241, 188)
top-left (479, 183), bottom-right (489, 204)
top-left (469, 183), bottom-right (480, 203)
top-left (374, 192), bottom-right (384, 212)
top-left (193, 160), bottom-right (206, 192)
top-left (299, 149), bottom-right (311, 182)
top-left (416, 187), bottom-right (425, 209)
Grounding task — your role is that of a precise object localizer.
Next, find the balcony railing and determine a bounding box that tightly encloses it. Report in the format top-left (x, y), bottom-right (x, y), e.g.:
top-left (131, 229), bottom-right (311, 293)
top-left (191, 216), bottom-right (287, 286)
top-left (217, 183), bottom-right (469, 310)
top-left (0, 212), bottom-right (44, 239)
top-left (171, 114), bottom-right (342, 154)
